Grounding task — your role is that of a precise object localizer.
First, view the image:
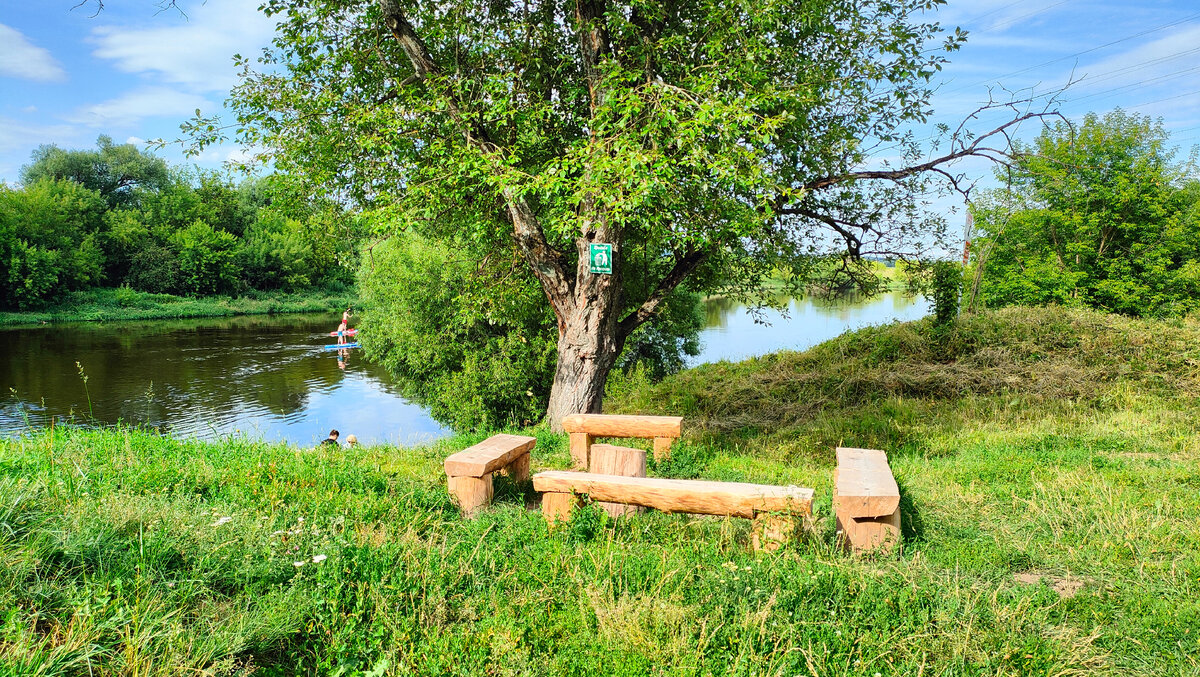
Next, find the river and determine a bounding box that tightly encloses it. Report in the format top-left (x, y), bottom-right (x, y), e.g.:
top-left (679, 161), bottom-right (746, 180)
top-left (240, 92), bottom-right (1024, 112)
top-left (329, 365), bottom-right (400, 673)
top-left (0, 292), bottom-right (926, 445)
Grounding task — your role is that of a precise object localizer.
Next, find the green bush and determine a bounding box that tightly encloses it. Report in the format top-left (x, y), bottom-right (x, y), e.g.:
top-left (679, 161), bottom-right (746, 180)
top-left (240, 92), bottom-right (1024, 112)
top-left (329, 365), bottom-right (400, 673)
top-left (359, 234), bottom-right (557, 430)
top-left (238, 213), bottom-right (314, 291)
top-left (930, 261), bottom-right (961, 325)
top-left (125, 244), bottom-right (182, 294)
top-left (0, 179), bottom-right (107, 309)
top-left (171, 221), bottom-right (243, 295)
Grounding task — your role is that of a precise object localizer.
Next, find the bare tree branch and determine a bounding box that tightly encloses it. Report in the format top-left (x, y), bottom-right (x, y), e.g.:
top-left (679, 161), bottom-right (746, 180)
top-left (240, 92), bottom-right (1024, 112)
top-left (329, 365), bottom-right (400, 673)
top-left (617, 248), bottom-right (709, 337)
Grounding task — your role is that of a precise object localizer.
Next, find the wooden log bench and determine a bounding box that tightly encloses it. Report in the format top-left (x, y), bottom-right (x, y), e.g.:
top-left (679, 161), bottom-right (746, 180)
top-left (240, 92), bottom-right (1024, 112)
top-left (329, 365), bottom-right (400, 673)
top-left (561, 414), bottom-right (683, 468)
top-left (533, 471), bottom-right (814, 551)
top-left (833, 447), bottom-right (901, 553)
top-left (444, 434), bottom-right (537, 516)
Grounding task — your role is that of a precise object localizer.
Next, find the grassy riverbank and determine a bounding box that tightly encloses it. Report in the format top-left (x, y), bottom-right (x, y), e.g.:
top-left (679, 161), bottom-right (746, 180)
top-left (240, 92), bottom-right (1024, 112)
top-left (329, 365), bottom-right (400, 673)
top-left (3, 307), bottom-right (1199, 675)
top-left (0, 287), bottom-right (357, 326)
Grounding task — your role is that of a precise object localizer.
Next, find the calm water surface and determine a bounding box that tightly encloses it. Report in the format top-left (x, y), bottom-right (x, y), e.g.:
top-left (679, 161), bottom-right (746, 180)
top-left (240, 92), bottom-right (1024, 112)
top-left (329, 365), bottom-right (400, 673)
top-left (0, 292), bottom-right (926, 444)
top-left (693, 291), bottom-right (928, 364)
top-left (0, 314), bottom-right (445, 447)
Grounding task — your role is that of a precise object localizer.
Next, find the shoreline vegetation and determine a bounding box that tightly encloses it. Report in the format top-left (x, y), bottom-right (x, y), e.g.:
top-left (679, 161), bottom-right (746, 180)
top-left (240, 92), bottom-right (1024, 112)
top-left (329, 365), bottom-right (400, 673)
top-left (0, 287), bottom-right (358, 327)
top-left (2, 306), bottom-right (1198, 674)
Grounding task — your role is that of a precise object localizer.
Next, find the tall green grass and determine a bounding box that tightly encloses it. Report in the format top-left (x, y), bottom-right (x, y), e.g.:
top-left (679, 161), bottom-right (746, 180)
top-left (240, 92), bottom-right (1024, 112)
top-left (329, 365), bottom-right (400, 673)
top-left (2, 306), bottom-right (1199, 675)
top-left (0, 287), bottom-right (357, 327)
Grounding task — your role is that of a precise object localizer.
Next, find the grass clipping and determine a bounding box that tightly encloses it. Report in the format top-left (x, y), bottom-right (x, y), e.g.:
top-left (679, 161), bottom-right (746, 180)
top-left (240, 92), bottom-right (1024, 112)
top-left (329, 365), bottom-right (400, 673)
top-left (611, 306), bottom-right (1200, 437)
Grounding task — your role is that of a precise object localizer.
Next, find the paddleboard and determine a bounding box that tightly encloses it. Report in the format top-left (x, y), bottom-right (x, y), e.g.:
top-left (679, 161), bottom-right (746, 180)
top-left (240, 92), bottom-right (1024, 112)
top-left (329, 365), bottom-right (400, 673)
top-left (329, 329), bottom-right (358, 337)
top-left (322, 343), bottom-right (361, 350)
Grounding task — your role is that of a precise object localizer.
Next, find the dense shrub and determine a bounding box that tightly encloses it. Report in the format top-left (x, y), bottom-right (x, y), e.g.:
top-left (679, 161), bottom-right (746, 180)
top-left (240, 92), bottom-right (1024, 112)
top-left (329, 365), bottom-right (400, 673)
top-left (0, 179), bottom-right (107, 308)
top-left (930, 261), bottom-right (961, 325)
top-left (358, 235), bottom-right (557, 430)
top-left (239, 213), bottom-right (314, 291)
top-left (171, 221), bottom-right (243, 295)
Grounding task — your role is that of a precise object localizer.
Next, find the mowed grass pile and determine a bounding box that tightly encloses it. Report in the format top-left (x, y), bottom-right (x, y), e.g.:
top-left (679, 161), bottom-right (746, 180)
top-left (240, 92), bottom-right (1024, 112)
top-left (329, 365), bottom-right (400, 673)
top-left (2, 306), bottom-right (1200, 675)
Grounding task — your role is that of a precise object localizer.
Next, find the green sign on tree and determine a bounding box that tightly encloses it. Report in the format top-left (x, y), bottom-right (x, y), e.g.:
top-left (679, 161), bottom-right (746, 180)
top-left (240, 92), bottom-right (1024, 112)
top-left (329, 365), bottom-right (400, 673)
top-left (589, 243), bottom-right (612, 275)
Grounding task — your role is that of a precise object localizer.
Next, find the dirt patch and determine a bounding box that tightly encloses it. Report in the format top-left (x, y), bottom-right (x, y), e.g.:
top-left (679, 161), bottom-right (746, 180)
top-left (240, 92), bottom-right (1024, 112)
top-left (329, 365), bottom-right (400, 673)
top-left (1014, 571), bottom-right (1087, 599)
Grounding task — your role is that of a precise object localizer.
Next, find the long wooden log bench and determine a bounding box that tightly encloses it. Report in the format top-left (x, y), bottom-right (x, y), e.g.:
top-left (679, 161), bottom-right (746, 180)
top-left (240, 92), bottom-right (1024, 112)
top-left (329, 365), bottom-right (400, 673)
top-left (833, 447), bottom-right (901, 553)
top-left (533, 471), bottom-right (814, 551)
top-left (444, 434), bottom-right (537, 516)
top-left (561, 414), bottom-right (683, 467)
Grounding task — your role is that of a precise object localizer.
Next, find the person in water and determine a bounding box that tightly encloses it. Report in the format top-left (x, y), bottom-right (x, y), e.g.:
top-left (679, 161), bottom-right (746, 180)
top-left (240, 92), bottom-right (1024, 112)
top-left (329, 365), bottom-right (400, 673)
top-left (321, 429), bottom-right (340, 446)
top-left (336, 317), bottom-right (348, 345)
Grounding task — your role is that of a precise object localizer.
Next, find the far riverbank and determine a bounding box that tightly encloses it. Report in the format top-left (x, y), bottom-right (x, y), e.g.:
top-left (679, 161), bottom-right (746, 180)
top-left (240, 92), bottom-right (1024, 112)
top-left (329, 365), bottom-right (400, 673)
top-left (0, 287), bottom-right (358, 327)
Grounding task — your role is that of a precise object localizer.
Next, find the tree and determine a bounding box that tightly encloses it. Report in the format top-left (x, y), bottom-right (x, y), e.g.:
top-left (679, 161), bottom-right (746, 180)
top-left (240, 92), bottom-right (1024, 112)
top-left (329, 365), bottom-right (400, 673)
top-left (200, 0), bottom-right (1055, 428)
top-left (21, 135), bottom-right (169, 209)
top-left (971, 110), bottom-right (1200, 317)
top-left (0, 179), bottom-right (107, 308)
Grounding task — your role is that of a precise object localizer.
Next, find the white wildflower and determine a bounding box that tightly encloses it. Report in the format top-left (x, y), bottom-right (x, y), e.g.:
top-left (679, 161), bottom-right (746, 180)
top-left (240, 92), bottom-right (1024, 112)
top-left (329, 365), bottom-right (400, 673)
top-left (312, 554), bottom-right (327, 564)
top-left (211, 516), bottom-right (233, 527)
top-left (293, 561), bottom-right (305, 567)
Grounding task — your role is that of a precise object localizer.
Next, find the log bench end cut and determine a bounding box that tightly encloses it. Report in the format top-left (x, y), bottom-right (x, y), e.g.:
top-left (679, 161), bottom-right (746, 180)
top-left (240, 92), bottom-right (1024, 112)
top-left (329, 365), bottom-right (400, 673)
top-left (444, 434), bottom-right (537, 516)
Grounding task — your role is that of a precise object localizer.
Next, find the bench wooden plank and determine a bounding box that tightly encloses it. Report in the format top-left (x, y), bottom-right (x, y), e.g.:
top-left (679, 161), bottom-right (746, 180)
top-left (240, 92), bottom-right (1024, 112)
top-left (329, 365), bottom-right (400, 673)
top-left (533, 471), bottom-right (813, 518)
top-left (561, 414), bottom-right (682, 439)
top-left (834, 447), bottom-right (900, 518)
top-left (444, 434), bottom-right (537, 477)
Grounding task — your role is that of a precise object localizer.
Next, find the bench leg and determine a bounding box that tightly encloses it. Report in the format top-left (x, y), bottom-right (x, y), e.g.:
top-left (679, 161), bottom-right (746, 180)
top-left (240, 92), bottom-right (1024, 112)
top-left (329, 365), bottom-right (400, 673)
top-left (569, 433), bottom-right (593, 469)
top-left (588, 444), bottom-right (646, 518)
top-left (752, 513), bottom-right (797, 553)
top-left (541, 491), bottom-right (580, 528)
top-left (653, 437), bottom-right (672, 462)
top-left (502, 452), bottom-right (531, 484)
top-left (448, 474), bottom-right (494, 517)
top-left (836, 509), bottom-right (901, 554)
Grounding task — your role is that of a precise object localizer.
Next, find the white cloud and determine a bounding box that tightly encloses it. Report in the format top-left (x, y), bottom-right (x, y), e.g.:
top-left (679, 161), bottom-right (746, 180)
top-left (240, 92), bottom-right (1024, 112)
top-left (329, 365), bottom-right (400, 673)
top-left (21, 106), bottom-right (38, 114)
top-left (65, 87), bottom-right (212, 129)
top-left (0, 117), bottom-right (80, 154)
top-left (125, 135), bottom-right (146, 145)
top-left (88, 0), bottom-right (275, 92)
top-left (0, 24), bottom-right (67, 82)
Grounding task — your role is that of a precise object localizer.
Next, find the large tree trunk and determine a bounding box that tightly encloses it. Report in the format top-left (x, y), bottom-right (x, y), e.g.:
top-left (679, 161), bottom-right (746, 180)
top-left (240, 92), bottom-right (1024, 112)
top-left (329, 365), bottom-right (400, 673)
top-left (546, 301), bottom-right (623, 430)
top-left (545, 219), bottom-right (624, 430)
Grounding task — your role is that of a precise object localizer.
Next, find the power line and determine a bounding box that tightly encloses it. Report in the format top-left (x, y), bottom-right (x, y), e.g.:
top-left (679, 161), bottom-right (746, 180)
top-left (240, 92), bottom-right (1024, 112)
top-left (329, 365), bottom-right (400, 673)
top-left (1070, 46), bottom-right (1200, 89)
top-left (943, 11), bottom-right (1200, 94)
top-left (1125, 88), bottom-right (1200, 110)
top-left (982, 0), bottom-right (1072, 31)
top-left (1063, 64), bottom-right (1200, 105)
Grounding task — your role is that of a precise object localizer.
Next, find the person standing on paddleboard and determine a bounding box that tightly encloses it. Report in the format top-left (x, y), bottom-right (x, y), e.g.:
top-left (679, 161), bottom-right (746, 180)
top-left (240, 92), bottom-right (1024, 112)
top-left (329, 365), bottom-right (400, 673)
top-left (336, 307), bottom-right (351, 346)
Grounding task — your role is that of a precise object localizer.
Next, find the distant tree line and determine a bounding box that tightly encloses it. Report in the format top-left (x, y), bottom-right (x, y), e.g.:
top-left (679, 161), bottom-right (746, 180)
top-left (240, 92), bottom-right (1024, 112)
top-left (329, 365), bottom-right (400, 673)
top-left (971, 110), bottom-right (1200, 318)
top-left (0, 136), bottom-right (357, 310)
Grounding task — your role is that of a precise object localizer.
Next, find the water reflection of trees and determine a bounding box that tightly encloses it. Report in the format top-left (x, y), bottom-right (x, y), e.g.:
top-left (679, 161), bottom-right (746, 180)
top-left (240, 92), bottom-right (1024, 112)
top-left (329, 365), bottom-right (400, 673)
top-left (0, 315), bottom-right (401, 433)
top-left (702, 291), bottom-right (923, 332)
top-left (703, 290), bottom-right (795, 328)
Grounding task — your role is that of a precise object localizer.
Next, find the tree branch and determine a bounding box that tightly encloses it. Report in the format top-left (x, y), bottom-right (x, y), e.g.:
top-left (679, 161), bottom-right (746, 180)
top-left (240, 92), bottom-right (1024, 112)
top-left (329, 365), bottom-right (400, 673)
top-left (794, 101), bottom-right (1068, 196)
top-left (574, 0), bottom-right (612, 118)
top-left (376, 0), bottom-right (574, 315)
top-left (618, 248), bottom-right (708, 337)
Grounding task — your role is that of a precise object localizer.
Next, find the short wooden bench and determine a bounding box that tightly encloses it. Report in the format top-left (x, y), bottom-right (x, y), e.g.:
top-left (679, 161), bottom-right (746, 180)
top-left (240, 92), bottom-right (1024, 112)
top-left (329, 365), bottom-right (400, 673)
top-left (533, 471), bottom-right (814, 551)
top-left (561, 414), bottom-right (683, 467)
top-left (444, 434), bottom-right (537, 516)
top-left (833, 447), bottom-right (901, 553)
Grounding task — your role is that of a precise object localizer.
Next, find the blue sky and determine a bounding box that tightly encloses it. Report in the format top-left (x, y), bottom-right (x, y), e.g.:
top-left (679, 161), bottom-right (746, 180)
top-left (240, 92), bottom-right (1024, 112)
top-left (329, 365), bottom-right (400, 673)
top-left (1, 0), bottom-right (1199, 187)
